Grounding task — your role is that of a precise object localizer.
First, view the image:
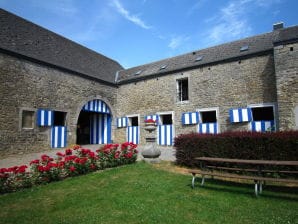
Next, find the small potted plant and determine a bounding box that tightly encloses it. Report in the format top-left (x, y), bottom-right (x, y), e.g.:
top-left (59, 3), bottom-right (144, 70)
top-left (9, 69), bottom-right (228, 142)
top-left (144, 118), bottom-right (156, 126)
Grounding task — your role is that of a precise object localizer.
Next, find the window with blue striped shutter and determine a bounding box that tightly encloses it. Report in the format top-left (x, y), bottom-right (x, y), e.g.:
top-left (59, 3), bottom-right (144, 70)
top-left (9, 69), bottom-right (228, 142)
top-left (250, 121), bottom-right (275, 132)
top-left (158, 125), bottom-right (174, 146)
top-left (198, 123), bottom-right (218, 134)
top-left (229, 108), bottom-right (252, 122)
top-left (126, 126), bottom-right (139, 144)
top-left (182, 112), bottom-right (199, 125)
top-left (51, 126), bottom-right (67, 148)
top-left (37, 109), bottom-right (53, 126)
top-left (117, 117), bottom-right (128, 128)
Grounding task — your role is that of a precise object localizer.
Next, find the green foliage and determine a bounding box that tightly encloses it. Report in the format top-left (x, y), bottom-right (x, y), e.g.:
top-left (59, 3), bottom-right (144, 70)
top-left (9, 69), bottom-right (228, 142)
top-left (174, 131), bottom-right (298, 167)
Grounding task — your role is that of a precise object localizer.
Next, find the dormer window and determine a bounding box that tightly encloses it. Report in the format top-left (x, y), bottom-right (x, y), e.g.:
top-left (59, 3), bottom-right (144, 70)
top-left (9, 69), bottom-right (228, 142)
top-left (160, 65), bottom-right (168, 70)
top-left (240, 45), bottom-right (249, 52)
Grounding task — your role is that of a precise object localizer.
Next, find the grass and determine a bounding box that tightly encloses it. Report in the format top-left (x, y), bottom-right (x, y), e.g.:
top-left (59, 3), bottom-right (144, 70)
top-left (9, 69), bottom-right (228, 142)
top-left (0, 162), bottom-right (297, 224)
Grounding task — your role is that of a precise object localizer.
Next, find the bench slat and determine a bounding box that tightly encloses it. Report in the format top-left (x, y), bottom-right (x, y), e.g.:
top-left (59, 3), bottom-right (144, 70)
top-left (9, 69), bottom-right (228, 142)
top-left (188, 170), bottom-right (298, 183)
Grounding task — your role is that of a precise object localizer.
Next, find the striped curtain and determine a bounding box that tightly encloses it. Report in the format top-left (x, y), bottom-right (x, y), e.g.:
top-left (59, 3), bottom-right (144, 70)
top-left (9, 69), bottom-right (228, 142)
top-left (51, 126), bottom-right (67, 148)
top-left (250, 121), bottom-right (275, 132)
top-left (37, 109), bottom-right (53, 126)
top-left (181, 112), bottom-right (199, 125)
top-left (198, 123), bottom-right (218, 134)
top-left (126, 126), bottom-right (139, 144)
top-left (82, 99), bottom-right (110, 114)
top-left (229, 108), bottom-right (252, 122)
top-left (90, 113), bottom-right (111, 144)
top-left (158, 125), bottom-right (174, 146)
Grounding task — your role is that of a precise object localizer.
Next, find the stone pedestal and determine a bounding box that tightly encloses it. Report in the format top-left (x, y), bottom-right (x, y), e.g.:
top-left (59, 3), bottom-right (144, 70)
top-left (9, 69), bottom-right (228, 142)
top-left (141, 124), bottom-right (161, 163)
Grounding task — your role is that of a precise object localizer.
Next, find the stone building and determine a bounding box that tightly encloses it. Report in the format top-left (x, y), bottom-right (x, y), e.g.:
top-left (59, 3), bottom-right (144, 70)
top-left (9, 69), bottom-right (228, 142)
top-left (0, 9), bottom-right (297, 156)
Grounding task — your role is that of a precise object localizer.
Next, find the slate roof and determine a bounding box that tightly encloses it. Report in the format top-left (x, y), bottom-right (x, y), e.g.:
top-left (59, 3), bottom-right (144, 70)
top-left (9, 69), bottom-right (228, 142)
top-left (0, 9), bottom-right (123, 84)
top-left (117, 25), bottom-right (298, 84)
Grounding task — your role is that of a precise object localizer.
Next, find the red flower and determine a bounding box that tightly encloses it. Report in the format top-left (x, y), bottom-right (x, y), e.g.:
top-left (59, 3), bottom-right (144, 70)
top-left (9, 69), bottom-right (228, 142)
top-left (17, 165), bottom-right (28, 173)
top-left (144, 119), bottom-right (156, 123)
top-left (65, 149), bottom-right (72, 155)
top-left (69, 166), bottom-right (76, 172)
top-left (30, 159), bottom-right (40, 165)
top-left (90, 164), bottom-right (96, 170)
top-left (56, 152), bottom-right (65, 157)
top-left (41, 154), bottom-right (50, 162)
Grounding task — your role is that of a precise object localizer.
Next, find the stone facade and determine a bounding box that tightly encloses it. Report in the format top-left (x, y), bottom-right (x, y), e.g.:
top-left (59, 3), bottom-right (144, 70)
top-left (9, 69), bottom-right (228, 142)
top-left (0, 53), bottom-right (117, 156)
top-left (274, 42), bottom-right (298, 130)
top-left (0, 9), bottom-right (297, 157)
top-left (114, 54), bottom-right (277, 144)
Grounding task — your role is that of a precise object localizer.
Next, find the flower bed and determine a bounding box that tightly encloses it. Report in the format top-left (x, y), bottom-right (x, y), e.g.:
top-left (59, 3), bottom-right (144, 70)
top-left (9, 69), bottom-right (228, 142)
top-left (0, 142), bottom-right (138, 194)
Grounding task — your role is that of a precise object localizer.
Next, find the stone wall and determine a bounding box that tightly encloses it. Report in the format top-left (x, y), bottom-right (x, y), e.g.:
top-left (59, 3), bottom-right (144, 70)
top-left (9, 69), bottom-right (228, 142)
top-left (0, 53), bottom-right (117, 156)
top-left (115, 54), bottom-right (277, 144)
top-left (274, 42), bottom-right (298, 130)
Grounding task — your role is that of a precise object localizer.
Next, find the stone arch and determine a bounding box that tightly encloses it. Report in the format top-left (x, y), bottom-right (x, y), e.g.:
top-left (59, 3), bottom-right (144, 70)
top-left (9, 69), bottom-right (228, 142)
top-left (75, 96), bottom-right (115, 145)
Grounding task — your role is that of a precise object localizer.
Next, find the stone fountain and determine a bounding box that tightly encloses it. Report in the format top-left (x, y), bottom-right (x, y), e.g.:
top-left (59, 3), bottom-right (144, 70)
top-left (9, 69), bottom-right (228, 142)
top-left (141, 122), bottom-right (161, 163)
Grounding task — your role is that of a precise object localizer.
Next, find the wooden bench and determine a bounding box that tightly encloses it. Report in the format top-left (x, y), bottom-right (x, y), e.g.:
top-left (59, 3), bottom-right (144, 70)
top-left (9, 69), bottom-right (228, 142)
top-left (189, 157), bottom-right (298, 196)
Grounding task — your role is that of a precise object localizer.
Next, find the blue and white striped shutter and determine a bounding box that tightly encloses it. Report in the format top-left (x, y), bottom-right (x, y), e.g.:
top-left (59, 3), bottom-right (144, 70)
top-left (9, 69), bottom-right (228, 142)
top-left (51, 126), bottom-right (67, 148)
top-left (117, 117), bottom-right (128, 128)
top-left (126, 126), bottom-right (139, 144)
top-left (37, 109), bottom-right (53, 126)
top-left (158, 125), bottom-right (174, 146)
top-left (90, 114), bottom-right (111, 144)
top-left (250, 121), bottom-right (275, 132)
top-left (229, 108), bottom-right (252, 122)
top-left (83, 99), bottom-right (110, 114)
top-left (144, 115), bottom-right (159, 123)
top-left (182, 112), bottom-right (199, 125)
top-left (198, 123), bottom-right (218, 134)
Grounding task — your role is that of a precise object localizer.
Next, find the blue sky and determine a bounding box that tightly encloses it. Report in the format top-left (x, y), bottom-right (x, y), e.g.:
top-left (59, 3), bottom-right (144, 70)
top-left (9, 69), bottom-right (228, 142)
top-left (0, 0), bottom-right (297, 68)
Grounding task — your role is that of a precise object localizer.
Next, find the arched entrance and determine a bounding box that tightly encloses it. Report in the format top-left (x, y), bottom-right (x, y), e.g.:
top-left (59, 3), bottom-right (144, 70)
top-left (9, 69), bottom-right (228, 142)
top-left (76, 99), bottom-right (112, 144)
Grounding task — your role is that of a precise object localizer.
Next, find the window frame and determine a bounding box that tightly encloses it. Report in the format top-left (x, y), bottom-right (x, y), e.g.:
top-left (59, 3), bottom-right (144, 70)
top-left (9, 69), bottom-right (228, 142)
top-left (248, 103), bottom-right (278, 131)
top-left (20, 108), bottom-right (35, 130)
top-left (197, 107), bottom-right (220, 133)
top-left (127, 114), bottom-right (140, 127)
top-left (176, 78), bottom-right (189, 102)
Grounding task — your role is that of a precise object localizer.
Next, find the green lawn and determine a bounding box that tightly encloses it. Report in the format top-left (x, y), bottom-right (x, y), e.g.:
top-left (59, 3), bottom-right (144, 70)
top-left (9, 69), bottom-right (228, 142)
top-left (0, 162), bottom-right (297, 224)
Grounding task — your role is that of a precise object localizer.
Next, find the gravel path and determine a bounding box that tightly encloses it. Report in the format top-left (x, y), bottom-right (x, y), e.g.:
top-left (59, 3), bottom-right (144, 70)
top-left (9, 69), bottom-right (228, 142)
top-left (0, 145), bottom-right (176, 168)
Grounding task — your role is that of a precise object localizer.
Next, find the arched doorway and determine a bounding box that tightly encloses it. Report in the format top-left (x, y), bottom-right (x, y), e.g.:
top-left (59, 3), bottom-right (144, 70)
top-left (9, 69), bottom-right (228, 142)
top-left (77, 99), bottom-right (112, 144)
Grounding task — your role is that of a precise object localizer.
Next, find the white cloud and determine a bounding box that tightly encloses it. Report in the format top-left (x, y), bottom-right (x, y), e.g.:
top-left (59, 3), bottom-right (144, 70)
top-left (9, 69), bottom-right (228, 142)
top-left (204, 0), bottom-right (283, 45)
top-left (168, 36), bottom-right (190, 50)
top-left (111, 0), bottom-right (151, 29)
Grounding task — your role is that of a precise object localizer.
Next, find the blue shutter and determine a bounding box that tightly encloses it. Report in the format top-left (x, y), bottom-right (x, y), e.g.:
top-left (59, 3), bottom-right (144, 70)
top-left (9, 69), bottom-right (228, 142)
top-left (126, 126), bottom-right (139, 144)
top-left (82, 99), bottom-right (110, 114)
top-left (51, 126), bottom-right (67, 148)
top-left (158, 125), bottom-right (174, 146)
top-left (182, 112), bottom-right (199, 125)
top-left (90, 114), bottom-right (111, 144)
top-left (37, 109), bottom-right (53, 126)
top-left (117, 117), bottom-right (128, 128)
top-left (229, 108), bottom-right (252, 123)
top-left (250, 121), bottom-right (275, 132)
top-left (198, 123), bottom-right (218, 134)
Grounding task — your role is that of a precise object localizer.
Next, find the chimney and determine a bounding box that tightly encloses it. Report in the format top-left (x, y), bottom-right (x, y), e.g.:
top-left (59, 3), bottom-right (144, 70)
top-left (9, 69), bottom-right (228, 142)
top-left (273, 22), bottom-right (284, 31)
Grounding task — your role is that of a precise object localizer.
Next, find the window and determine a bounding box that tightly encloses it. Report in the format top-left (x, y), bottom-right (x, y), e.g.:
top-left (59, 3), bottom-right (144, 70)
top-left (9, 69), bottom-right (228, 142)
top-left (53, 111), bottom-right (67, 126)
top-left (159, 114), bottom-right (173, 125)
top-left (22, 110), bottom-right (34, 129)
top-left (200, 110), bottom-right (217, 123)
top-left (128, 116), bottom-right (139, 126)
top-left (251, 106), bottom-right (274, 121)
top-left (177, 78), bottom-right (189, 102)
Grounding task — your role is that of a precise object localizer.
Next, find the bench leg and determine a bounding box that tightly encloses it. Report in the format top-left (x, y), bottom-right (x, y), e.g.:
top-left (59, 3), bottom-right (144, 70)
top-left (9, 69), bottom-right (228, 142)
top-left (191, 174), bottom-right (196, 188)
top-left (259, 181), bottom-right (263, 194)
top-left (254, 180), bottom-right (259, 196)
top-left (201, 175), bottom-right (205, 186)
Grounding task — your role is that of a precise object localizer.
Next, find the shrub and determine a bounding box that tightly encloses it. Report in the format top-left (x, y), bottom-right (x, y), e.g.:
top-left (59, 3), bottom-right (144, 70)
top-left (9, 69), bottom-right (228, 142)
top-left (174, 131), bottom-right (298, 167)
top-left (0, 142), bottom-right (138, 194)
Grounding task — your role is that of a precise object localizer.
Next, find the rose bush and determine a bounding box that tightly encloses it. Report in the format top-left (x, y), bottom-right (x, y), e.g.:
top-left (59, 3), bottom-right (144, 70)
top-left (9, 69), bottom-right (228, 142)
top-left (0, 142), bottom-right (138, 194)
